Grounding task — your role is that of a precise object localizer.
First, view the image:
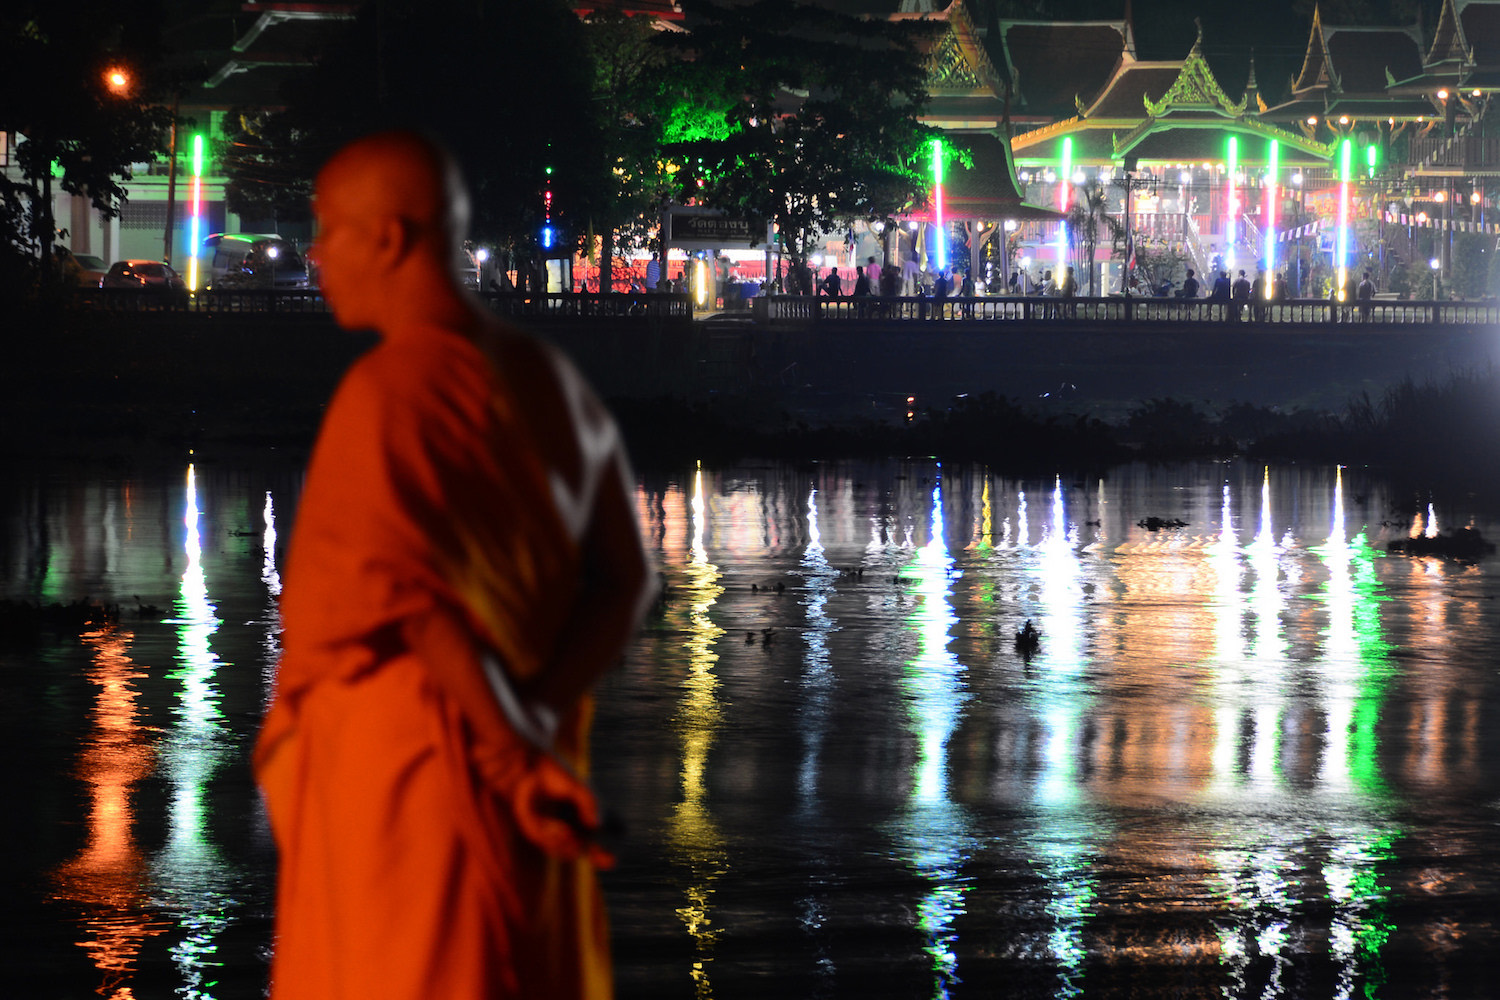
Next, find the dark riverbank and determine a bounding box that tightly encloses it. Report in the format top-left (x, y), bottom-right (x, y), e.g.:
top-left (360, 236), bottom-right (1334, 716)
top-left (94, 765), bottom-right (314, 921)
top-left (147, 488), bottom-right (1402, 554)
top-left (6, 306), bottom-right (1499, 495)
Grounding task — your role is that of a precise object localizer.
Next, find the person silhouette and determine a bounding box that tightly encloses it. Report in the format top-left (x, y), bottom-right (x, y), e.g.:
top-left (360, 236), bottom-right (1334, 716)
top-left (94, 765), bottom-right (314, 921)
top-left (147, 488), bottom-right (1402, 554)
top-left (255, 130), bottom-right (653, 1000)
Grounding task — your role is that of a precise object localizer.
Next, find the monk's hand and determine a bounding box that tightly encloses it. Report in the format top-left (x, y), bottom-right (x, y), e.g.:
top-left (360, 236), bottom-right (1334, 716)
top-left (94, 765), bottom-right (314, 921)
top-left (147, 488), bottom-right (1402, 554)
top-left (512, 755), bottom-right (616, 870)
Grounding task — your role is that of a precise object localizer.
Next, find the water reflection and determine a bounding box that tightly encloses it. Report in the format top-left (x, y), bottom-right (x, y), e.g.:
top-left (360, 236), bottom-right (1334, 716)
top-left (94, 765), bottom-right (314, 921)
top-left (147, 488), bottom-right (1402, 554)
top-left (49, 623), bottom-right (167, 998)
top-left (1019, 479), bottom-right (1098, 997)
top-left (12, 459), bottom-right (1500, 998)
top-left (667, 466), bottom-right (727, 997)
top-left (151, 465), bottom-right (241, 997)
top-left (889, 471), bottom-right (977, 998)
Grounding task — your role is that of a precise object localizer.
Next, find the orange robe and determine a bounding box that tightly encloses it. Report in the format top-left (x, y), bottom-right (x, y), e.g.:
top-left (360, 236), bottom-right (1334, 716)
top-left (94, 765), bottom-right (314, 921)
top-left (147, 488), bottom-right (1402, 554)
top-left (256, 322), bottom-right (622, 999)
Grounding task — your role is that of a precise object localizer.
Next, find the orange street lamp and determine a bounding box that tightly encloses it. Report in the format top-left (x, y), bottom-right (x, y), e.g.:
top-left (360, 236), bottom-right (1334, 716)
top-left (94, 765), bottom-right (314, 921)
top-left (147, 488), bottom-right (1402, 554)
top-left (104, 67), bottom-right (130, 95)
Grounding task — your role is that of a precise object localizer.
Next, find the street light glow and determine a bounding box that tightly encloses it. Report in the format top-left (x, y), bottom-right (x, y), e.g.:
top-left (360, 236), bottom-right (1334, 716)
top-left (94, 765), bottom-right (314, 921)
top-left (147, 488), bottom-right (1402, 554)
top-left (931, 139), bottom-right (947, 271)
top-left (188, 134), bottom-right (204, 292)
top-left (1263, 139), bottom-right (1279, 296)
top-left (1335, 138), bottom-right (1352, 300)
top-left (1056, 137), bottom-right (1072, 272)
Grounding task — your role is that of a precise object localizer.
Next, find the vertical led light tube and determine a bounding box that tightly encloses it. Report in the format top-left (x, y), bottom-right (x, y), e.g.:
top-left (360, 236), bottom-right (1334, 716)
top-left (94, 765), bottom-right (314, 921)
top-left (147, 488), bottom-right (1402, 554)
top-left (1056, 137), bottom-right (1073, 268)
top-left (1336, 138), bottom-right (1352, 300)
top-left (932, 139), bottom-right (947, 271)
top-left (1225, 136), bottom-right (1239, 250)
top-left (1263, 140), bottom-right (1279, 297)
top-left (188, 134), bottom-right (204, 292)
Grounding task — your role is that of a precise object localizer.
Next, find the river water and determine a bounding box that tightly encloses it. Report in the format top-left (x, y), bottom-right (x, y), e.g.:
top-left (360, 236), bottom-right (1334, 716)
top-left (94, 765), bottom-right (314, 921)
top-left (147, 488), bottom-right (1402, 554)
top-left (3, 457), bottom-right (1498, 998)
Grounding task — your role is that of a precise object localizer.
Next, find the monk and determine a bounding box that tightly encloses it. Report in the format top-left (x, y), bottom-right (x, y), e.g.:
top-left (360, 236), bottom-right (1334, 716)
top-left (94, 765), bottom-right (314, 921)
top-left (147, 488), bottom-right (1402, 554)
top-left (254, 131), bottom-right (653, 999)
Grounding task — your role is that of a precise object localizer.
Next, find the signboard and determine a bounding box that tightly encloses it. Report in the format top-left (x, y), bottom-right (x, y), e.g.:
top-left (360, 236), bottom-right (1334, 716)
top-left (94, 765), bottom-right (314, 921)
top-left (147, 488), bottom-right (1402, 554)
top-left (667, 211), bottom-right (758, 249)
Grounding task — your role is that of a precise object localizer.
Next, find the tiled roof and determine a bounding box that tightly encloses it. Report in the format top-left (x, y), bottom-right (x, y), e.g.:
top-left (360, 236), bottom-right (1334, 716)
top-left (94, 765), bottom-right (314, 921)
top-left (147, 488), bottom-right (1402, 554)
top-left (1325, 27), bottom-right (1425, 93)
top-left (923, 94), bottom-right (1008, 125)
top-left (908, 132), bottom-right (1061, 221)
top-left (1083, 64), bottom-right (1181, 119)
top-left (1116, 125), bottom-right (1330, 165)
top-left (1010, 125), bottom-right (1120, 164)
top-left (999, 21), bottom-right (1127, 119)
top-left (1459, 0), bottom-right (1500, 64)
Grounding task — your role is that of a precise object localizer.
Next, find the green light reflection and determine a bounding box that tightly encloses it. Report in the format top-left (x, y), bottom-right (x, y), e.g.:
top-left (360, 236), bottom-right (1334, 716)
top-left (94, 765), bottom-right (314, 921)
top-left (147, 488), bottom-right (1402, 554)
top-left (1310, 468), bottom-right (1400, 998)
top-left (1210, 468), bottom-right (1401, 998)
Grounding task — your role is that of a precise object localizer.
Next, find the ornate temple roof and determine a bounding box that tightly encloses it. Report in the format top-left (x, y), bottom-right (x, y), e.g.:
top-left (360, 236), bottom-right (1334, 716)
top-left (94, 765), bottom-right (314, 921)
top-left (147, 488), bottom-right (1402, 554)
top-left (893, 0), bottom-right (1008, 129)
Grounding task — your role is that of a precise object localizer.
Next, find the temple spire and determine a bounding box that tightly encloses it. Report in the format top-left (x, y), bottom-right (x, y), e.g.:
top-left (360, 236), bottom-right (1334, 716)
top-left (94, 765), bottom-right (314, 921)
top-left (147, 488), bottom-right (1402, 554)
top-left (1243, 50), bottom-right (1260, 112)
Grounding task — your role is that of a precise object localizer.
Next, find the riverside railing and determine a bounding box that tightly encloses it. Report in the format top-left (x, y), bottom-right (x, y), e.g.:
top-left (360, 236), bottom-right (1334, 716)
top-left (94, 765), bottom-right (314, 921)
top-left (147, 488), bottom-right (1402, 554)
top-left (74, 287), bottom-right (1498, 325)
top-left (766, 294), bottom-right (1500, 325)
top-left (76, 288), bottom-right (696, 319)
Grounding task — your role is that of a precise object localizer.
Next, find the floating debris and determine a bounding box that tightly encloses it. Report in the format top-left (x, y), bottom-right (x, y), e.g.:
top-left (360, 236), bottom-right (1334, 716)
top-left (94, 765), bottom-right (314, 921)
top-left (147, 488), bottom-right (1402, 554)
top-left (1015, 619), bottom-right (1040, 658)
top-left (0, 598), bottom-right (118, 646)
top-left (1137, 517), bottom-right (1188, 531)
top-left (1388, 527), bottom-right (1496, 560)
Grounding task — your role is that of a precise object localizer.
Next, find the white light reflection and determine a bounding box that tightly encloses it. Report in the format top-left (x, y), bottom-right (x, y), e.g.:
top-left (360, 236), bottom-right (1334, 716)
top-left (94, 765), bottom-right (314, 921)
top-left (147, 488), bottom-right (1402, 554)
top-left (892, 472), bottom-right (975, 998)
top-left (151, 464), bottom-right (239, 998)
top-left (670, 464), bottom-right (727, 997)
top-left (795, 484), bottom-right (841, 987)
top-left (1212, 467), bottom-right (1400, 998)
top-left (260, 491), bottom-right (282, 706)
top-left (796, 486), bottom-right (838, 804)
top-left (1019, 478), bottom-right (1097, 997)
top-left (1308, 468), bottom-right (1400, 997)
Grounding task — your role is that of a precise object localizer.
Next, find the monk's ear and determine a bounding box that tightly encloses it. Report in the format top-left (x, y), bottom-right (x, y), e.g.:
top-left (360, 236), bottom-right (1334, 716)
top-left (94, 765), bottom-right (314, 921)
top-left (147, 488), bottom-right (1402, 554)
top-left (368, 215), bottom-right (416, 270)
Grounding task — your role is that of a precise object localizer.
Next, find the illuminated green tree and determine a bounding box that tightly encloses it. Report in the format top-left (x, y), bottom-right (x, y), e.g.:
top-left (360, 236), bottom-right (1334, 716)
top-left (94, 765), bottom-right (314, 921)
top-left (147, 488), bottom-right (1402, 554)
top-left (654, 0), bottom-right (937, 260)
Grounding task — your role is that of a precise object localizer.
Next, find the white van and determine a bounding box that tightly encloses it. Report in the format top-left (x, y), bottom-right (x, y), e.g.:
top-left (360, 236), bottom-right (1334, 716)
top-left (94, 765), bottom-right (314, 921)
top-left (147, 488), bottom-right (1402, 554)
top-left (202, 233), bottom-right (310, 290)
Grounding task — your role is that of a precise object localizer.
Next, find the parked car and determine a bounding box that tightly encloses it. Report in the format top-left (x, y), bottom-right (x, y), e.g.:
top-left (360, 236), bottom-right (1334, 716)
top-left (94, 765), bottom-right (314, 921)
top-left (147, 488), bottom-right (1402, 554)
top-left (55, 247), bottom-right (109, 287)
top-left (201, 233), bottom-right (310, 291)
top-left (100, 259), bottom-right (189, 303)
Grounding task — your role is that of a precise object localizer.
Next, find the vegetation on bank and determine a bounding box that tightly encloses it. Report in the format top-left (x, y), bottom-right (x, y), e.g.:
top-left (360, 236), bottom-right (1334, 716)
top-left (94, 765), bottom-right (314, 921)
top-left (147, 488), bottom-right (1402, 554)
top-left (613, 365), bottom-right (1500, 494)
top-left (5, 301), bottom-right (1496, 497)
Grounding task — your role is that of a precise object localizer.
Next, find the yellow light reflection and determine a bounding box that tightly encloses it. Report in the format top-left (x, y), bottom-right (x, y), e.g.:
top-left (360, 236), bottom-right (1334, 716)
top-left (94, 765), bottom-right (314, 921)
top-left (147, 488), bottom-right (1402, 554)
top-left (669, 464), bottom-right (727, 997)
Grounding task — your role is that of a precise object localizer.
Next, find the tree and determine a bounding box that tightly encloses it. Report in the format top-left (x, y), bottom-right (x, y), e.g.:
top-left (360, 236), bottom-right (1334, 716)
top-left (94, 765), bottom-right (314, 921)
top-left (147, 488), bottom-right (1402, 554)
top-left (0, 2), bottom-right (172, 275)
top-left (221, 0), bottom-right (605, 259)
top-left (653, 0), bottom-right (937, 260)
top-left (1067, 181), bottom-right (1122, 295)
top-left (580, 10), bottom-right (677, 293)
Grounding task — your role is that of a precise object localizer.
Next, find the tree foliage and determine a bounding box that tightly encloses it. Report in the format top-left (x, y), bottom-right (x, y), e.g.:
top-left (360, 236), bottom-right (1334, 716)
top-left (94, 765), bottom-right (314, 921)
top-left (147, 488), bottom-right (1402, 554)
top-left (223, 0), bottom-right (604, 253)
top-left (0, 1), bottom-right (173, 270)
top-left (579, 10), bottom-right (678, 289)
top-left (653, 0), bottom-right (937, 258)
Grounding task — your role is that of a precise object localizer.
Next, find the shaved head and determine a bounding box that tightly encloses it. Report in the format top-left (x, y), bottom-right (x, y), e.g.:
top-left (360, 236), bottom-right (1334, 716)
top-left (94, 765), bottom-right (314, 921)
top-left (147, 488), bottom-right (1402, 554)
top-left (316, 131), bottom-right (470, 247)
top-left (311, 131), bottom-right (478, 332)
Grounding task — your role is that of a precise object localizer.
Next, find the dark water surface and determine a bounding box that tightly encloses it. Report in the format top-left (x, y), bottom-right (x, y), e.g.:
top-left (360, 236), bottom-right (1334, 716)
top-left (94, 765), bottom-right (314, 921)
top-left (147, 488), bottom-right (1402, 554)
top-left (4, 457), bottom-right (1499, 998)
